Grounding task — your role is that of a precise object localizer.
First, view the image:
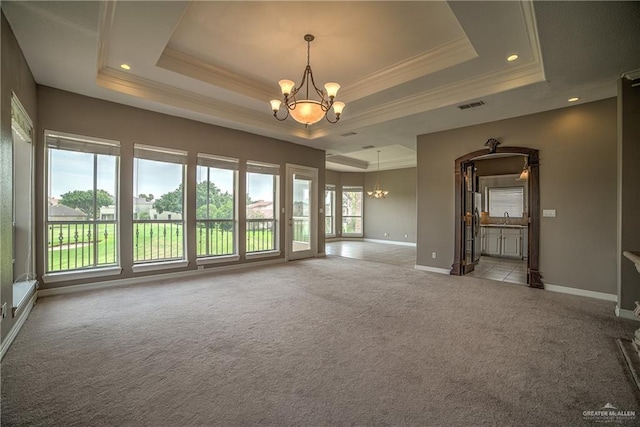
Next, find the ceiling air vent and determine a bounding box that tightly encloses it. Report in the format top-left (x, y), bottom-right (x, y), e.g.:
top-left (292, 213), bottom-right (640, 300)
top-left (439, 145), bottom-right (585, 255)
top-left (340, 131), bottom-right (358, 137)
top-left (361, 145), bottom-right (375, 149)
top-left (457, 100), bottom-right (485, 110)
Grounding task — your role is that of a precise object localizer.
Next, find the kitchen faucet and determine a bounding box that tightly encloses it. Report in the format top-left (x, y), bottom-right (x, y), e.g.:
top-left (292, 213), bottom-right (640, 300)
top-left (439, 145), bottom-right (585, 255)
top-left (504, 212), bottom-right (510, 225)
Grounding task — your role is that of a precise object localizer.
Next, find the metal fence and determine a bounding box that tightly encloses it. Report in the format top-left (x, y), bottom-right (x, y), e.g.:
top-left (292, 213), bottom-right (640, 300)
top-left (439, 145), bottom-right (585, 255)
top-left (46, 220), bottom-right (117, 272)
top-left (133, 220), bottom-right (184, 263)
top-left (196, 219), bottom-right (235, 257)
top-left (246, 219), bottom-right (276, 252)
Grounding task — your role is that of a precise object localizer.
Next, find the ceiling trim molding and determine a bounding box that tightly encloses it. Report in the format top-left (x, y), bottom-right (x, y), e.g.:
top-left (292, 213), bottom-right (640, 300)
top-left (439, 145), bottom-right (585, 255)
top-left (325, 155), bottom-right (368, 170)
top-left (309, 60), bottom-right (545, 139)
top-left (156, 47), bottom-right (275, 101)
top-left (96, 0), bottom-right (116, 73)
top-left (376, 158), bottom-right (417, 171)
top-left (521, 0), bottom-right (545, 81)
top-left (340, 36), bottom-right (478, 103)
top-left (96, 67), bottom-right (310, 139)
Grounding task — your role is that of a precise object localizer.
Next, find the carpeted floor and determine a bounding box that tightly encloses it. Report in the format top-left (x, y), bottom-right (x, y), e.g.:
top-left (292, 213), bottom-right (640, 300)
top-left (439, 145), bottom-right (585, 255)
top-left (2, 257), bottom-right (639, 426)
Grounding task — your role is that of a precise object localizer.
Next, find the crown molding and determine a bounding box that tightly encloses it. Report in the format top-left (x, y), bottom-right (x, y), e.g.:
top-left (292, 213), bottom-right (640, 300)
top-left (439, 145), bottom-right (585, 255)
top-left (340, 36), bottom-right (477, 103)
top-left (157, 47), bottom-right (275, 101)
top-left (325, 155), bottom-right (369, 170)
top-left (96, 67), bottom-right (310, 139)
top-left (96, 0), bottom-right (116, 73)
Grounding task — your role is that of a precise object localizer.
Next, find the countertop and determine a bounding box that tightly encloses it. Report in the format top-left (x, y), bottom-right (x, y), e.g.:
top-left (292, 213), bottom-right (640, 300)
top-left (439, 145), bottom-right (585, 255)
top-left (480, 224), bottom-right (528, 229)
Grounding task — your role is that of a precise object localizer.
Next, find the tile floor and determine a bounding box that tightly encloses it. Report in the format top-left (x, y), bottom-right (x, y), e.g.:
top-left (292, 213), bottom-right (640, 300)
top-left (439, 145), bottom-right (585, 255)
top-left (325, 240), bottom-right (528, 285)
top-left (325, 240), bottom-right (416, 268)
top-left (465, 256), bottom-right (528, 285)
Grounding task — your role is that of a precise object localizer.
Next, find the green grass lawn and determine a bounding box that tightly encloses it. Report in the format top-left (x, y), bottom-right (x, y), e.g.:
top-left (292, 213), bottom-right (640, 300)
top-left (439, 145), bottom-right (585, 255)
top-left (47, 221), bottom-right (275, 272)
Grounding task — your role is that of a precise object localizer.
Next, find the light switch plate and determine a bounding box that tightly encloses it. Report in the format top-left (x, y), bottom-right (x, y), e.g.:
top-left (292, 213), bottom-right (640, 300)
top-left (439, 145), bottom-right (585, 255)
top-left (543, 209), bottom-right (556, 217)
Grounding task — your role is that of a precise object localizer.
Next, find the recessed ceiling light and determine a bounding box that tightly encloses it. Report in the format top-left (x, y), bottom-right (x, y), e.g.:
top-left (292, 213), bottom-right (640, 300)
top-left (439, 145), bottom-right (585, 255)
top-left (507, 54), bottom-right (519, 62)
top-left (120, 64), bottom-right (131, 70)
top-left (568, 97), bottom-right (580, 102)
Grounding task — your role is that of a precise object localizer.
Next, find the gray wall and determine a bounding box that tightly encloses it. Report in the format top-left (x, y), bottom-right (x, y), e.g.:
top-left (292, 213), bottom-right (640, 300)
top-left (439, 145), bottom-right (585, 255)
top-left (36, 86), bottom-right (326, 289)
top-left (364, 167), bottom-right (417, 243)
top-left (417, 98), bottom-right (618, 294)
top-left (1, 12), bottom-right (37, 342)
top-left (618, 78), bottom-right (640, 310)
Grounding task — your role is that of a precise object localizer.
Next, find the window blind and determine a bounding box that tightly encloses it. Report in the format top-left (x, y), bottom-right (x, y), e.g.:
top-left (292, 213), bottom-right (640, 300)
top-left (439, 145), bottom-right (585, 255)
top-left (246, 160), bottom-right (279, 175)
top-left (197, 153), bottom-right (238, 170)
top-left (46, 132), bottom-right (120, 156)
top-left (134, 144), bottom-right (187, 165)
top-left (488, 187), bottom-right (524, 217)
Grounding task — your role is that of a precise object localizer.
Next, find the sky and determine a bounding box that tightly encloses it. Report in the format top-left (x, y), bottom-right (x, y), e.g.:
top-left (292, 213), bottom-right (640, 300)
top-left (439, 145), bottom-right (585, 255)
top-left (49, 150), bottom-right (274, 202)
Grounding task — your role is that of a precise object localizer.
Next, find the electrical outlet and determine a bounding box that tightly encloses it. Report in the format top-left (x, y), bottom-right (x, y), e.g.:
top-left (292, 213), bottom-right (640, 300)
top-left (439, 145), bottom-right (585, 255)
top-left (543, 209), bottom-right (556, 217)
top-left (384, 232), bottom-right (389, 237)
top-left (404, 234), bottom-right (408, 239)
top-left (198, 265), bottom-right (204, 270)
top-left (432, 252), bottom-right (437, 259)
top-left (1, 302), bottom-right (7, 318)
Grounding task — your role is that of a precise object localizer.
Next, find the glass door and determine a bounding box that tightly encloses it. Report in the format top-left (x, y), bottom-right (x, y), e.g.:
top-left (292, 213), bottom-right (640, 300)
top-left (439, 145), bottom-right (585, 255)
top-left (286, 165), bottom-right (317, 260)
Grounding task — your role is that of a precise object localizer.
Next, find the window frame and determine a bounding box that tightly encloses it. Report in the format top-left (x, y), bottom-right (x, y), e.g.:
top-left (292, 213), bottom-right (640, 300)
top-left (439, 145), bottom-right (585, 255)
top-left (341, 185), bottom-right (364, 237)
top-left (195, 153), bottom-right (239, 264)
top-left (132, 144), bottom-right (188, 270)
top-left (325, 185), bottom-right (336, 237)
top-left (42, 130), bottom-right (122, 282)
top-left (246, 161), bottom-right (280, 256)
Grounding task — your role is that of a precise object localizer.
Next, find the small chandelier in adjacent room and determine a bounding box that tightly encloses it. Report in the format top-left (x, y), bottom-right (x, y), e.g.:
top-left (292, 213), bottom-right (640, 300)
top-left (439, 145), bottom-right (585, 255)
top-left (270, 34), bottom-right (345, 126)
top-left (516, 156), bottom-right (529, 181)
top-left (367, 150), bottom-right (389, 199)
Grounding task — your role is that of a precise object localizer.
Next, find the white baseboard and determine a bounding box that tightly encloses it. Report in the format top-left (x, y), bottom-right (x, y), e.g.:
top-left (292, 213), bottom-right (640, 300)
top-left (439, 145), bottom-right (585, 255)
top-left (414, 264), bottom-right (450, 275)
top-left (1, 291), bottom-right (37, 360)
top-left (364, 238), bottom-right (416, 247)
top-left (38, 258), bottom-right (286, 297)
top-left (544, 283), bottom-right (617, 302)
top-left (616, 306), bottom-right (640, 321)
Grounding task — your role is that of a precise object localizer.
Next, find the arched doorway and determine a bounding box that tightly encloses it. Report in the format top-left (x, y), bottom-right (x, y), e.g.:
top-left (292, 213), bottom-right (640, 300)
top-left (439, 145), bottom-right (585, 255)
top-left (451, 144), bottom-right (542, 289)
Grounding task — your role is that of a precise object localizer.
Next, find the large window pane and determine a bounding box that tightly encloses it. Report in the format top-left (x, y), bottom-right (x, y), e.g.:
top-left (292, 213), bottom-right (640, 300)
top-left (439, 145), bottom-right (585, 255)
top-left (133, 145), bottom-right (186, 263)
top-left (196, 154), bottom-right (237, 257)
top-left (246, 162), bottom-right (279, 253)
top-left (46, 132), bottom-right (119, 272)
top-left (342, 186), bottom-right (363, 236)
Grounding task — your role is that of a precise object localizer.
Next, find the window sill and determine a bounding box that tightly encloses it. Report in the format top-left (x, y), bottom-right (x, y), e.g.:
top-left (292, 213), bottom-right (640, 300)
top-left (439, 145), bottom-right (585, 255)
top-left (245, 250), bottom-right (281, 260)
top-left (132, 260), bottom-right (189, 273)
top-left (196, 255), bottom-right (240, 265)
top-left (43, 266), bottom-right (123, 284)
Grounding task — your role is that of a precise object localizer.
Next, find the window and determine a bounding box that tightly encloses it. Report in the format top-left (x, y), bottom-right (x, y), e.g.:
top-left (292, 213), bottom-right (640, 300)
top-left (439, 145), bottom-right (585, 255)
top-left (488, 187), bottom-right (524, 217)
top-left (342, 186), bottom-right (363, 236)
top-left (246, 161), bottom-right (279, 253)
top-left (45, 131), bottom-right (119, 273)
top-left (133, 144), bottom-right (187, 263)
top-left (196, 154), bottom-right (238, 258)
top-left (325, 185), bottom-right (335, 236)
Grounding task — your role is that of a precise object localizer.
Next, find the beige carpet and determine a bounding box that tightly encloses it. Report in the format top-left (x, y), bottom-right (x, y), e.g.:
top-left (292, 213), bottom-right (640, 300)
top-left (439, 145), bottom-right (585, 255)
top-left (2, 256), bottom-right (639, 426)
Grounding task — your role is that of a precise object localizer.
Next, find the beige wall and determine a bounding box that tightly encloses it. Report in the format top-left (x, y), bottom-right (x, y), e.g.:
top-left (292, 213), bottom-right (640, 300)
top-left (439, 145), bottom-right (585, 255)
top-left (36, 86), bottom-right (326, 289)
top-left (1, 12), bottom-right (37, 341)
top-left (417, 98), bottom-right (618, 294)
top-left (618, 78), bottom-right (640, 310)
top-left (364, 168), bottom-right (417, 243)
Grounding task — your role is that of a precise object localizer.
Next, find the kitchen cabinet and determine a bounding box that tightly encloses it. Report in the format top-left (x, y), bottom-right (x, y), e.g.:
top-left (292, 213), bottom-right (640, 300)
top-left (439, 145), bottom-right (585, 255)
top-left (481, 226), bottom-right (525, 259)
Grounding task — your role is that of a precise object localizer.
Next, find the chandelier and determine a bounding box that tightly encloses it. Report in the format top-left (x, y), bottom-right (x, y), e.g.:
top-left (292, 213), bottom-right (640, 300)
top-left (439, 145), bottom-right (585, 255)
top-left (270, 34), bottom-right (345, 126)
top-left (367, 151), bottom-right (389, 199)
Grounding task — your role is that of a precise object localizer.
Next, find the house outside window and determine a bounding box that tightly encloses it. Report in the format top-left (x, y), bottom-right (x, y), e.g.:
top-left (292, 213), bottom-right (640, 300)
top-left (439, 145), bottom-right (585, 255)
top-left (45, 131), bottom-right (120, 273)
top-left (196, 153), bottom-right (238, 259)
top-left (342, 186), bottom-right (363, 236)
top-left (325, 185), bottom-right (336, 237)
top-left (133, 144), bottom-right (187, 264)
top-left (246, 161), bottom-right (279, 253)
